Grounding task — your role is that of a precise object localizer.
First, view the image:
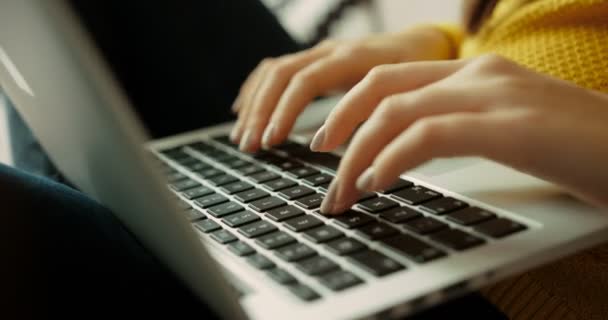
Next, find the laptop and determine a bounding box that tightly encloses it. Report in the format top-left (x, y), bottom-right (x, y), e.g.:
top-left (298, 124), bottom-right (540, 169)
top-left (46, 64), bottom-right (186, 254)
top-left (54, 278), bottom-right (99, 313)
top-left (1, 1), bottom-right (608, 319)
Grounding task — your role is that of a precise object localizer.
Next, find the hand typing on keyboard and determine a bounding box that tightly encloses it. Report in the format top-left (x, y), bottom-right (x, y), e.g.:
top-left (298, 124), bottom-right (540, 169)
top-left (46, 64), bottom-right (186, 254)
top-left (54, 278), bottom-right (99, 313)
top-left (229, 25), bottom-right (456, 152)
top-left (312, 55), bottom-right (608, 214)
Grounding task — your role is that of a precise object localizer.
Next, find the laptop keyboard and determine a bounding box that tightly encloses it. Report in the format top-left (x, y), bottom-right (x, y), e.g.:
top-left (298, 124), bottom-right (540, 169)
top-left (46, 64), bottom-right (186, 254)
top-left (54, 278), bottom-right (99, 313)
top-left (155, 135), bottom-right (528, 302)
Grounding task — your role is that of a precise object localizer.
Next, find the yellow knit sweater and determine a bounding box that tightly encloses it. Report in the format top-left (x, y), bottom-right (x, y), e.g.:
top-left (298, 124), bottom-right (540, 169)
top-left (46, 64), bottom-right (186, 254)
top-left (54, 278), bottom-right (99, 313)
top-left (436, 1), bottom-right (608, 319)
top-left (440, 0), bottom-right (608, 93)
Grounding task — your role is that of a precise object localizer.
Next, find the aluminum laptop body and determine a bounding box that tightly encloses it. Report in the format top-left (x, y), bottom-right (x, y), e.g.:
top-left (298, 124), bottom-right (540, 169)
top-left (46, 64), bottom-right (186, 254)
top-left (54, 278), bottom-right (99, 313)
top-left (1, 1), bottom-right (608, 319)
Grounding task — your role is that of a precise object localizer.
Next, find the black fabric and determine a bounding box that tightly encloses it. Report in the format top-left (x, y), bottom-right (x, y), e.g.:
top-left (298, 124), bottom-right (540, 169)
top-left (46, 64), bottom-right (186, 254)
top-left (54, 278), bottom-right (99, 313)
top-left (68, 0), bottom-right (303, 138)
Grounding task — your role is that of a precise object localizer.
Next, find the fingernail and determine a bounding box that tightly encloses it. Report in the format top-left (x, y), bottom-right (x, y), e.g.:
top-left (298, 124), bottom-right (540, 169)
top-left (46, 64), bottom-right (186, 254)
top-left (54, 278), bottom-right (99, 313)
top-left (310, 125), bottom-right (326, 152)
top-left (356, 168), bottom-right (375, 191)
top-left (239, 129), bottom-right (254, 152)
top-left (261, 123), bottom-right (275, 149)
top-left (321, 181), bottom-right (338, 214)
top-left (230, 126), bottom-right (240, 143)
top-left (231, 99), bottom-right (241, 114)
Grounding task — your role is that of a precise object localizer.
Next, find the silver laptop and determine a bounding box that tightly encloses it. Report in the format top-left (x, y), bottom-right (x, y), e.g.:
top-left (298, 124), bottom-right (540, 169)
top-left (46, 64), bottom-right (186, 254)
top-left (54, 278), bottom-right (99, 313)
top-left (2, 1), bottom-right (608, 319)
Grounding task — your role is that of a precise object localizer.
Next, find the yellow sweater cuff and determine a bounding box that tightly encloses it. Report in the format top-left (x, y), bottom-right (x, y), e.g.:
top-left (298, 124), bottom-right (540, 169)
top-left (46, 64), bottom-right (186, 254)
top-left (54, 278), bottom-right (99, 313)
top-left (432, 23), bottom-right (465, 59)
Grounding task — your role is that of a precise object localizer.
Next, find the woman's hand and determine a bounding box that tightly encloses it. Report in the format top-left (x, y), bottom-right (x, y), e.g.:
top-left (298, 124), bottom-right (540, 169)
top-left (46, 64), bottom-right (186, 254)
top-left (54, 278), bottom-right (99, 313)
top-left (316, 54), bottom-right (608, 213)
top-left (231, 25), bottom-right (455, 152)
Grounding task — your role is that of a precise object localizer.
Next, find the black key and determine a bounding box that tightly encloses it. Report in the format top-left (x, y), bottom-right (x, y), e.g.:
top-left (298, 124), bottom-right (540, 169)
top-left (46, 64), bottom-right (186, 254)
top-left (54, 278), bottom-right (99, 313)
top-left (266, 205), bottom-right (304, 222)
top-left (185, 208), bottom-right (206, 221)
top-left (212, 135), bottom-right (236, 146)
top-left (295, 256), bottom-right (339, 276)
top-left (236, 165), bottom-right (265, 176)
top-left (206, 201), bottom-right (242, 218)
top-left (380, 179), bottom-right (414, 193)
top-left (207, 174), bottom-right (239, 186)
top-left (262, 178), bottom-right (297, 192)
top-left (228, 241), bottom-right (256, 256)
top-left (303, 225), bottom-right (343, 243)
top-left (217, 155), bottom-right (240, 165)
top-left (205, 150), bottom-right (230, 161)
top-left (297, 152), bottom-right (341, 172)
top-left (357, 222), bottom-right (399, 240)
top-left (210, 229), bottom-right (238, 244)
top-left (430, 229), bottom-right (485, 250)
top-left (161, 147), bottom-right (188, 161)
top-left (220, 181), bottom-right (254, 195)
top-left (253, 153), bottom-right (284, 164)
top-left (318, 183), bottom-right (330, 193)
top-left (167, 172), bottom-right (188, 183)
top-left (404, 217), bottom-right (448, 235)
top-left (267, 268), bottom-right (297, 285)
top-left (382, 235), bottom-right (446, 263)
top-left (196, 167), bottom-right (224, 179)
top-left (246, 254), bottom-right (276, 270)
top-left (273, 141), bottom-right (308, 154)
top-left (271, 159), bottom-right (303, 171)
top-left (170, 179), bottom-right (201, 192)
top-left (357, 192), bottom-right (378, 202)
top-left (238, 220), bottom-right (277, 238)
top-left (325, 237), bottom-right (366, 256)
top-left (391, 186), bottom-right (442, 205)
top-left (186, 141), bottom-right (215, 153)
top-left (182, 186), bottom-right (214, 200)
top-left (302, 173), bottom-right (333, 187)
top-left (284, 215), bottom-right (323, 232)
top-left (194, 194), bottom-right (228, 209)
top-left (420, 197), bottom-right (468, 215)
top-left (249, 197), bottom-right (286, 212)
top-left (185, 162), bottom-right (211, 172)
top-left (275, 243), bottom-right (317, 262)
top-left (234, 189), bottom-right (269, 203)
top-left (294, 193), bottom-right (324, 209)
top-left (286, 166), bottom-right (319, 179)
top-left (348, 250), bottom-right (404, 277)
top-left (226, 158), bottom-right (251, 169)
top-left (318, 270), bottom-right (363, 291)
top-left (249, 171), bottom-right (281, 184)
top-left (333, 210), bottom-right (374, 229)
top-left (446, 207), bottom-right (496, 225)
top-left (474, 218), bottom-right (527, 238)
top-left (358, 197), bottom-right (399, 213)
top-left (378, 207), bottom-right (422, 223)
top-left (222, 210), bottom-right (260, 227)
top-left (255, 231), bottom-right (297, 249)
top-left (193, 219), bottom-right (221, 233)
top-left (177, 157), bottom-right (201, 167)
top-left (288, 284), bottom-right (320, 301)
top-left (278, 185), bottom-right (315, 200)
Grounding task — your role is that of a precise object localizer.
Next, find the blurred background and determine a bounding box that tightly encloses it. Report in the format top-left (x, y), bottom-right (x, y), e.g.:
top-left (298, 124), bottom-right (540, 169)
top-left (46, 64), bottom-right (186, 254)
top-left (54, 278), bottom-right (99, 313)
top-left (0, 0), bottom-right (462, 164)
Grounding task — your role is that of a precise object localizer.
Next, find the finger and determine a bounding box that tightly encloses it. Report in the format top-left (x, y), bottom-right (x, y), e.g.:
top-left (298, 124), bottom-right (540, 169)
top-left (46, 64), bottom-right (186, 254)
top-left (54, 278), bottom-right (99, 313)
top-left (261, 53), bottom-right (374, 148)
top-left (311, 59), bottom-right (469, 152)
top-left (320, 85), bottom-right (484, 214)
top-left (358, 112), bottom-right (513, 191)
top-left (231, 58), bottom-right (274, 144)
top-left (241, 48), bottom-right (333, 151)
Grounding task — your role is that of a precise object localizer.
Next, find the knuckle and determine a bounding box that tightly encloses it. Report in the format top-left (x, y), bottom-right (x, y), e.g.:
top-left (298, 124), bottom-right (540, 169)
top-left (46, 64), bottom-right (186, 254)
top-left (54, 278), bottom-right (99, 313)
top-left (365, 65), bottom-right (393, 86)
top-left (472, 53), bottom-right (514, 75)
top-left (268, 61), bottom-right (293, 82)
top-left (260, 57), bottom-right (276, 68)
top-left (291, 71), bottom-right (315, 90)
top-left (410, 118), bottom-right (445, 145)
top-left (375, 96), bottom-right (403, 121)
top-left (334, 43), bottom-right (368, 58)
